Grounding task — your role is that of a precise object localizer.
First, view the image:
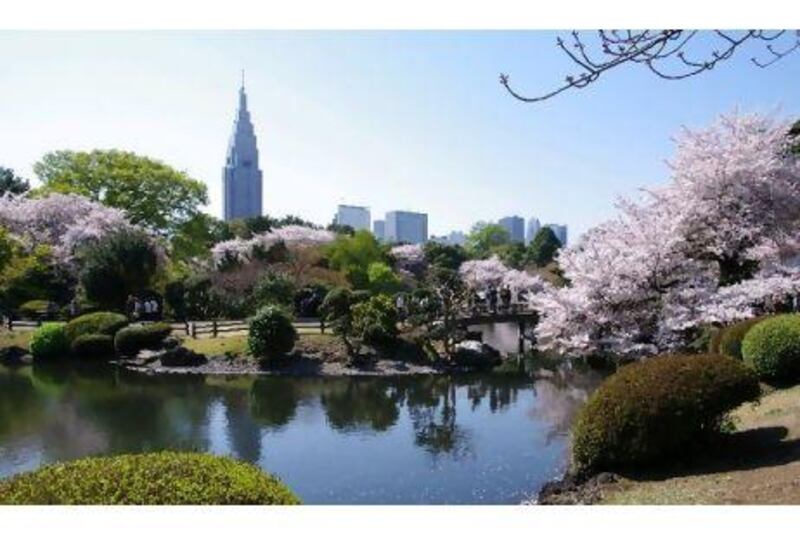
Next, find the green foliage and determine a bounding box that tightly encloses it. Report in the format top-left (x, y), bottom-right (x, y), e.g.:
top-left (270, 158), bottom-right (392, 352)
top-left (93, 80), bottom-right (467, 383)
top-left (367, 262), bottom-right (404, 295)
top-left (253, 272), bottom-right (296, 310)
top-left (29, 323), bottom-right (68, 360)
top-left (423, 241), bottom-right (469, 270)
top-left (326, 230), bottom-right (386, 285)
top-left (0, 452), bottom-right (300, 504)
top-left (351, 294), bottom-right (399, 347)
top-left (70, 334), bottom-right (114, 359)
top-left (114, 323), bottom-right (173, 357)
top-left (528, 227), bottom-right (563, 267)
top-left (78, 228), bottom-right (160, 311)
top-left (0, 244), bottom-right (72, 313)
top-left (319, 287), bottom-right (368, 356)
top-left (0, 228), bottom-right (13, 273)
top-left (247, 305), bottom-right (297, 362)
top-left (717, 316), bottom-right (767, 359)
top-left (64, 311), bottom-right (129, 345)
top-left (741, 314), bottom-right (800, 381)
top-left (465, 222), bottom-right (510, 257)
top-left (495, 242), bottom-right (528, 269)
top-left (572, 354), bottom-right (760, 474)
top-left (34, 149), bottom-right (208, 236)
top-left (18, 300), bottom-right (56, 319)
top-left (0, 166), bottom-right (29, 196)
top-left (170, 213), bottom-right (228, 262)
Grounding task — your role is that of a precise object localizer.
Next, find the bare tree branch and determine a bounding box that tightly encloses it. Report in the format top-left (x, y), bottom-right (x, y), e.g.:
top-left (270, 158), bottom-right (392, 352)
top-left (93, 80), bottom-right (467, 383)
top-left (501, 30), bottom-right (800, 103)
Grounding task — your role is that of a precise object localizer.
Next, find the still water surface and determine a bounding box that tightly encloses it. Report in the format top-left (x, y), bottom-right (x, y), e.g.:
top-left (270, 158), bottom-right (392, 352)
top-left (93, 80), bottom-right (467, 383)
top-left (0, 325), bottom-right (603, 504)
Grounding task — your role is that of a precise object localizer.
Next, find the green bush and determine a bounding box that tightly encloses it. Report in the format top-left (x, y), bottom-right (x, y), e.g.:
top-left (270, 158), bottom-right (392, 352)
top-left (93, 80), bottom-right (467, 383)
top-left (70, 334), bottom-right (114, 359)
top-left (64, 312), bottom-right (129, 345)
top-left (253, 273), bottom-right (296, 310)
top-left (114, 323), bottom-right (173, 357)
top-left (572, 354), bottom-right (760, 474)
top-left (28, 322), bottom-right (68, 360)
top-left (741, 314), bottom-right (800, 381)
top-left (248, 305), bottom-right (297, 362)
top-left (717, 316), bottom-right (767, 359)
top-left (0, 451), bottom-right (300, 504)
top-left (18, 299), bottom-right (56, 319)
top-left (352, 294), bottom-right (398, 347)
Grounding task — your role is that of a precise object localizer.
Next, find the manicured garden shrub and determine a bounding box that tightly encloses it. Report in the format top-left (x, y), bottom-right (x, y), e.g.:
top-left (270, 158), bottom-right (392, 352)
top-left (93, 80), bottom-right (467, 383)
top-left (351, 294), bottom-right (398, 347)
top-left (0, 451), bottom-right (300, 504)
top-left (70, 334), bottom-right (114, 359)
top-left (160, 346), bottom-right (207, 367)
top-left (114, 323), bottom-right (173, 357)
top-left (248, 305), bottom-right (297, 362)
top-left (28, 322), bottom-right (68, 360)
top-left (64, 312), bottom-right (128, 344)
top-left (18, 299), bottom-right (57, 319)
top-left (741, 314), bottom-right (800, 381)
top-left (572, 353), bottom-right (760, 475)
top-left (717, 316), bottom-right (767, 359)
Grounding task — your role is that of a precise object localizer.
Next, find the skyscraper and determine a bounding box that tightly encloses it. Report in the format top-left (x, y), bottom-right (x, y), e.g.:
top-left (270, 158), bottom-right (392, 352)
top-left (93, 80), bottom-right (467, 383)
top-left (498, 215), bottom-right (525, 243)
top-left (373, 220), bottom-right (385, 241)
top-left (526, 217), bottom-right (541, 244)
top-left (335, 204), bottom-right (371, 231)
top-left (546, 223), bottom-right (568, 246)
top-left (222, 76), bottom-right (263, 221)
top-left (385, 211), bottom-right (428, 244)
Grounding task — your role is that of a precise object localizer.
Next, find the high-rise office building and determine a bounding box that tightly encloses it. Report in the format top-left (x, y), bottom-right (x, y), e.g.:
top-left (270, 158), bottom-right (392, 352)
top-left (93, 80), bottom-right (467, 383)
top-left (498, 215), bottom-right (525, 243)
top-left (526, 217), bottom-right (541, 244)
top-left (385, 210), bottom-right (428, 244)
top-left (373, 219), bottom-right (385, 241)
top-left (335, 204), bottom-right (371, 231)
top-left (222, 78), bottom-right (263, 221)
top-left (546, 223), bottom-right (568, 246)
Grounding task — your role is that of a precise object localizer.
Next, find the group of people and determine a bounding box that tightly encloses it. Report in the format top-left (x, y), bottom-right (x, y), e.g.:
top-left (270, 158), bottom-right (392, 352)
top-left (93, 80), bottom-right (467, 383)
top-left (469, 286), bottom-right (530, 314)
top-left (125, 295), bottom-right (162, 321)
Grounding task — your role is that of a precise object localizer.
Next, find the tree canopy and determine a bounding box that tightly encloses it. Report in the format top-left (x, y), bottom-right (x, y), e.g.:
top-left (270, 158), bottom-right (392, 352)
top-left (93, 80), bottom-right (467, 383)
top-left (528, 227), bottom-right (563, 267)
top-left (0, 167), bottom-right (29, 196)
top-left (465, 222), bottom-right (510, 258)
top-left (34, 149), bottom-right (208, 236)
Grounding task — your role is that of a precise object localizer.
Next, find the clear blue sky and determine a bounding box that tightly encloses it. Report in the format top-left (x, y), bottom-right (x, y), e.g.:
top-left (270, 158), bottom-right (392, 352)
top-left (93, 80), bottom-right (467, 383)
top-left (1, 30), bottom-right (799, 239)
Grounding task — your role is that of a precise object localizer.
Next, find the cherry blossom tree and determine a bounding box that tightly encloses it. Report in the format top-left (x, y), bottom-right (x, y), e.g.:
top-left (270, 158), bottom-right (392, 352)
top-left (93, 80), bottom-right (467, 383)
top-left (211, 225), bottom-right (334, 267)
top-left (534, 112), bottom-right (800, 357)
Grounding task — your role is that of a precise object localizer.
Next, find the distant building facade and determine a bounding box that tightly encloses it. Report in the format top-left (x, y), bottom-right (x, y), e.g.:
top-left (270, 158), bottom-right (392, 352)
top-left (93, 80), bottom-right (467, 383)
top-left (373, 219), bottom-right (385, 241)
top-left (526, 217), bottom-right (541, 244)
top-left (385, 210), bottom-right (428, 244)
top-left (222, 81), bottom-right (263, 221)
top-left (335, 204), bottom-right (371, 232)
top-left (498, 215), bottom-right (525, 243)
top-left (546, 223), bottom-right (568, 246)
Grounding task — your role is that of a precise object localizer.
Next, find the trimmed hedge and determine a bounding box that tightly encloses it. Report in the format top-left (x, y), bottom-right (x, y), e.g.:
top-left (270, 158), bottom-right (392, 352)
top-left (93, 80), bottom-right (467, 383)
top-left (64, 312), bottom-right (129, 345)
top-left (19, 300), bottom-right (56, 319)
top-left (742, 314), bottom-right (800, 381)
top-left (114, 323), bottom-right (173, 357)
top-left (0, 451), bottom-right (300, 504)
top-left (572, 354), bottom-right (760, 474)
top-left (29, 323), bottom-right (69, 360)
top-left (717, 316), bottom-right (767, 359)
top-left (70, 334), bottom-right (115, 359)
top-left (248, 305), bottom-right (297, 362)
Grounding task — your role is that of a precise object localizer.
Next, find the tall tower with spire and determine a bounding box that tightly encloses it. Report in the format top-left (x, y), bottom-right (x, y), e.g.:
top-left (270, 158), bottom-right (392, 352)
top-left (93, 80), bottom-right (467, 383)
top-left (222, 73), bottom-right (263, 221)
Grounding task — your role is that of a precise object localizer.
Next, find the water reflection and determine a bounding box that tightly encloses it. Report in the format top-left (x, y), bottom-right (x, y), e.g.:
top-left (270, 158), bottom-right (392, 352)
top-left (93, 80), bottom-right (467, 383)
top-left (0, 360), bottom-right (603, 504)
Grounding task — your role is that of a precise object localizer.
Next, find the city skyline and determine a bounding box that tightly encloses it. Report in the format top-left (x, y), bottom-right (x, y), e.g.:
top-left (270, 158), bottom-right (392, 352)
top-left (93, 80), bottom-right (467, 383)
top-left (2, 31), bottom-right (799, 241)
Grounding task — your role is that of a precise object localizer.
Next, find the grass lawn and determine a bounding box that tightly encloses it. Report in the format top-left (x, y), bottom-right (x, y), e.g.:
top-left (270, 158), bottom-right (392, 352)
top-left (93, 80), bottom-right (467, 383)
top-left (0, 328), bottom-right (33, 350)
top-left (601, 384), bottom-right (800, 504)
top-left (183, 332), bottom-right (344, 359)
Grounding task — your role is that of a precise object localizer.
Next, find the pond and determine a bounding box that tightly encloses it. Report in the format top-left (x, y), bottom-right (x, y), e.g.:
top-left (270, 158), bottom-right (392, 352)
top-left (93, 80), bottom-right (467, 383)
top-left (0, 353), bottom-right (603, 504)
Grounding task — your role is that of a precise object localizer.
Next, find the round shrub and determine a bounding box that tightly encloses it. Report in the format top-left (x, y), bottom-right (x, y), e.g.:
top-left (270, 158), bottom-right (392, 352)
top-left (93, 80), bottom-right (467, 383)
top-left (351, 294), bottom-right (399, 347)
top-left (717, 316), bottom-right (767, 359)
top-left (572, 354), bottom-right (760, 475)
top-left (248, 305), bottom-right (297, 362)
top-left (0, 451), bottom-right (300, 504)
top-left (70, 334), bottom-right (115, 359)
top-left (114, 322), bottom-right (173, 357)
top-left (64, 312), bottom-right (129, 345)
top-left (29, 323), bottom-right (69, 360)
top-left (741, 314), bottom-right (800, 381)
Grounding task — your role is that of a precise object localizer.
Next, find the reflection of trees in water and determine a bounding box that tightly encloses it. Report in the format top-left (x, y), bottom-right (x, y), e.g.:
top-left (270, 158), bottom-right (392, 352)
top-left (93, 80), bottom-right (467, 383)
top-left (0, 366), bottom-right (46, 441)
top-left (463, 375), bottom-right (526, 413)
top-left (221, 389), bottom-right (262, 463)
top-left (320, 379), bottom-right (401, 433)
top-left (250, 377), bottom-right (300, 429)
top-left (527, 364), bottom-right (606, 444)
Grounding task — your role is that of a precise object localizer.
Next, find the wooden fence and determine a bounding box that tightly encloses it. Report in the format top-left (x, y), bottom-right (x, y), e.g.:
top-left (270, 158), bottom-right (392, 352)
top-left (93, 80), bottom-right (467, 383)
top-left (4, 317), bottom-right (325, 339)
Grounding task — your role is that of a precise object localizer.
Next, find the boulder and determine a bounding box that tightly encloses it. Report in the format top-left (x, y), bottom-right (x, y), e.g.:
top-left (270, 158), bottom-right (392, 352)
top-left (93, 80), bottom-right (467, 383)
top-left (452, 340), bottom-right (502, 370)
top-left (0, 346), bottom-right (31, 366)
top-left (159, 346), bottom-right (207, 368)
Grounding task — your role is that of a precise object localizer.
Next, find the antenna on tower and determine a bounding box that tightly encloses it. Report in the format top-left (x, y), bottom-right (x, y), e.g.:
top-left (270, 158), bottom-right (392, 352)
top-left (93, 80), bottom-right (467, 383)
top-left (240, 69), bottom-right (245, 89)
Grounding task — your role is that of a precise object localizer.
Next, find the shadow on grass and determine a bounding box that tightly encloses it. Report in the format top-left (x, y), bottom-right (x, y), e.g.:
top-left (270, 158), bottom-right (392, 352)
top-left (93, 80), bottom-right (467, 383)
top-left (619, 425), bottom-right (800, 482)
